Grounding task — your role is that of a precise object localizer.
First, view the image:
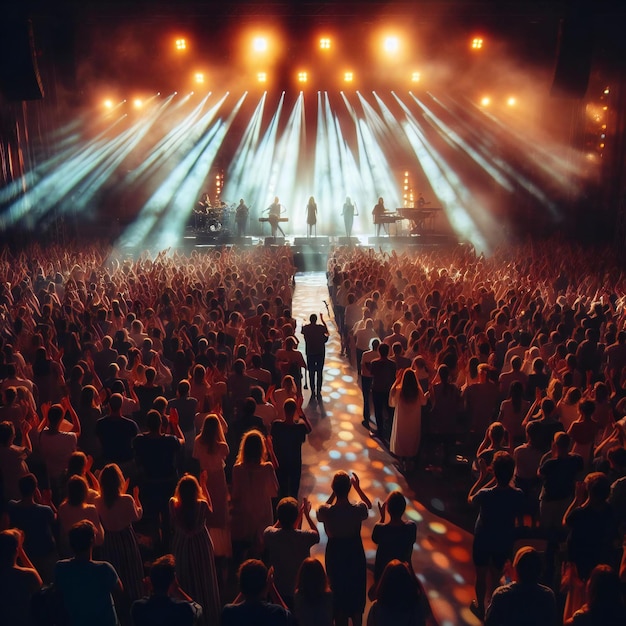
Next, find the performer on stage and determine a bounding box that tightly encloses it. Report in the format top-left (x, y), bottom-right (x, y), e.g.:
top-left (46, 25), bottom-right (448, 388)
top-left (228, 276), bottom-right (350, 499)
top-left (267, 196), bottom-right (286, 238)
top-left (199, 191), bottom-right (212, 210)
top-left (306, 196), bottom-right (317, 238)
top-left (235, 198), bottom-right (249, 238)
top-left (372, 196), bottom-right (386, 237)
top-left (341, 196), bottom-right (357, 238)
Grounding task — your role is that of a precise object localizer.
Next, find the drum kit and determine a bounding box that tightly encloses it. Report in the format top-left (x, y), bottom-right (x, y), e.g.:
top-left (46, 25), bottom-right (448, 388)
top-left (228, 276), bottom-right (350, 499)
top-left (193, 200), bottom-right (235, 234)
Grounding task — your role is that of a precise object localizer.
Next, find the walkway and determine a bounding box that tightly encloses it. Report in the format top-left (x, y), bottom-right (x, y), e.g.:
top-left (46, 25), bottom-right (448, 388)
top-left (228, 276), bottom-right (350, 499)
top-left (293, 272), bottom-right (480, 626)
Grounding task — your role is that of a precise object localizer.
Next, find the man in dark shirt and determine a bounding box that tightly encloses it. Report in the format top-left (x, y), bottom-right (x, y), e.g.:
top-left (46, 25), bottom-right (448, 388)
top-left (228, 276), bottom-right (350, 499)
top-left (485, 546), bottom-right (555, 626)
top-left (167, 380), bottom-right (198, 456)
top-left (134, 367), bottom-right (165, 428)
top-left (468, 452), bottom-right (525, 620)
top-left (131, 554), bottom-right (202, 626)
top-left (221, 559), bottom-right (294, 626)
top-left (369, 343), bottom-right (396, 441)
top-left (270, 398), bottom-right (311, 499)
top-left (538, 432), bottom-right (584, 530)
top-left (7, 474), bottom-right (57, 583)
top-left (301, 313), bottom-right (329, 401)
top-left (133, 409), bottom-right (183, 550)
top-left (55, 521), bottom-right (122, 626)
top-left (95, 393), bottom-right (139, 469)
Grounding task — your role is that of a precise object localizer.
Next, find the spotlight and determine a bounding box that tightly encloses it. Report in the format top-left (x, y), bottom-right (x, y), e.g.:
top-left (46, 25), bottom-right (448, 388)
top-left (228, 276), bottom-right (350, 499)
top-left (297, 71), bottom-right (308, 83)
top-left (103, 99), bottom-right (113, 109)
top-left (194, 72), bottom-right (205, 84)
top-left (133, 98), bottom-right (143, 109)
top-left (383, 36), bottom-right (400, 54)
top-left (480, 96), bottom-right (490, 107)
top-left (471, 37), bottom-right (483, 50)
top-left (344, 71), bottom-right (354, 83)
top-left (507, 96), bottom-right (516, 107)
top-left (175, 38), bottom-right (187, 51)
top-left (411, 71), bottom-right (421, 83)
top-left (319, 37), bottom-right (331, 50)
top-left (257, 72), bottom-right (267, 83)
top-left (603, 88), bottom-right (609, 94)
top-left (253, 37), bottom-right (268, 53)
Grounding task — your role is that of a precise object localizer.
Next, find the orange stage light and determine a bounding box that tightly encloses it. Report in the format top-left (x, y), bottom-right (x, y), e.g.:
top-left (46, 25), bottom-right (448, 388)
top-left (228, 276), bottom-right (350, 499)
top-left (175, 38), bottom-right (187, 51)
top-left (319, 37), bottom-right (331, 50)
top-left (471, 37), bottom-right (483, 50)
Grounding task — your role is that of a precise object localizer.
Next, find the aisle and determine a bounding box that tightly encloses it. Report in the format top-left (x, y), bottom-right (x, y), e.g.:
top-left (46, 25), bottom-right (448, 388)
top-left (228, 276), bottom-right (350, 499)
top-left (292, 272), bottom-right (480, 626)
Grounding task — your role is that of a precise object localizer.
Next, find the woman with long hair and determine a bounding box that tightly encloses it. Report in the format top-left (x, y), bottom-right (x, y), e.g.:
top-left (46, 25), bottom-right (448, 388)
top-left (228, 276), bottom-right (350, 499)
top-left (498, 380), bottom-right (530, 447)
top-left (76, 384), bottom-right (102, 460)
top-left (272, 374), bottom-right (299, 421)
top-left (230, 429), bottom-right (278, 563)
top-left (367, 560), bottom-right (434, 626)
top-left (566, 564), bottom-right (626, 626)
top-left (192, 414), bottom-right (231, 558)
top-left (294, 557), bottom-right (333, 626)
top-left (169, 473), bottom-right (220, 626)
top-left (57, 475), bottom-right (104, 556)
top-left (425, 364), bottom-right (462, 467)
top-left (95, 463), bottom-right (144, 606)
top-left (317, 471), bottom-right (372, 626)
top-left (306, 196), bottom-right (318, 238)
top-left (189, 364), bottom-right (211, 413)
top-left (389, 368), bottom-right (426, 472)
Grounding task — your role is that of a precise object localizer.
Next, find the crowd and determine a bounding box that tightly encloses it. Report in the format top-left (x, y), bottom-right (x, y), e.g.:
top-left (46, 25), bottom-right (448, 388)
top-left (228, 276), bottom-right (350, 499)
top-left (329, 240), bottom-right (626, 624)
top-left (0, 237), bottom-right (626, 625)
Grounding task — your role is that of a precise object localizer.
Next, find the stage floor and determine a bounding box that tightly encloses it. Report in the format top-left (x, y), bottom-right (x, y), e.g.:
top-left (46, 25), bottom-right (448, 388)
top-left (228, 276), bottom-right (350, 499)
top-left (292, 272), bottom-right (480, 626)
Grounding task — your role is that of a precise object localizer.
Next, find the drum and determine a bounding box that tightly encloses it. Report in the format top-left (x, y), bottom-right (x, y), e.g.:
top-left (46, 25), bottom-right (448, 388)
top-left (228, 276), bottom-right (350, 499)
top-left (208, 218), bottom-right (222, 232)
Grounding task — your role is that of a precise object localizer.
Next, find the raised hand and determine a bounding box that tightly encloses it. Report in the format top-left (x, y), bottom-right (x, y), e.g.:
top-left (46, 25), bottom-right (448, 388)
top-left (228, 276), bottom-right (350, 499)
top-left (377, 500), bottom-right (386, 521)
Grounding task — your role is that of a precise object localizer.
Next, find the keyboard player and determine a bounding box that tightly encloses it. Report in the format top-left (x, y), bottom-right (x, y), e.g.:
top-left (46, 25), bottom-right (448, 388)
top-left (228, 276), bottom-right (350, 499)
top-left (372, 196), bottom-right (386, 237)
top-left (265, 196), bottom-right (286, 238)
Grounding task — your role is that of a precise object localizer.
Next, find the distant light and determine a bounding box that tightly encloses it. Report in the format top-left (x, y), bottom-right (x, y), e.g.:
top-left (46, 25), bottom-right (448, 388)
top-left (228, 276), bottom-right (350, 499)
top-left (404, 171), bottom-right (409, 176)
top-left (507, 96), bottom-right (516, 107)
top-left (383, 36), bottom-right (400, 54)
top-left (480, 96), bottom-right (491, 107)
top-left (257, 72), bottom-right (267, 83)
top-left (344, 71), bottom-right (354, 83)
top-left (320, 37), bottom-right (331, 50)
top-left (604, 88), bottom-right (610, 94)
top-left (133, 98), bottom-right (143, 109)
top-left (103, 99), bottom-right (113, 109)
top-left (175, 38), bottom-right (187, 51)
top-left (297, 71), bottom-right (308, 83)
top-left (253, 37), bottom-right (268, 53)
top-left (471, 37), bottom-right (484, 50)
top-left (194, 72), bottom-right (205, 84)
top-left (411, 71), bottom-right (421, 83)
top-left (157, 92), bottom-right (160, 96)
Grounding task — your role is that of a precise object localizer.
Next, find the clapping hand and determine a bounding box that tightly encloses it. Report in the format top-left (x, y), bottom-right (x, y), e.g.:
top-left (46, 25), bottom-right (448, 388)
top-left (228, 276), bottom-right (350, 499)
top-left (377, 500), bottom-right (386, 522)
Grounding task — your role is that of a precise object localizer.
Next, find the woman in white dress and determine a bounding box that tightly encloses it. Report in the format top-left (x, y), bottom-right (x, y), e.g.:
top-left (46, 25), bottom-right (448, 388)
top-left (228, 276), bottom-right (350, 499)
top-left (389, 368), bottom-right (426, 472)
top-left (192, 414), bottom-right (231, 558)
top-left (230, 429), bottom-right (278, 565)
